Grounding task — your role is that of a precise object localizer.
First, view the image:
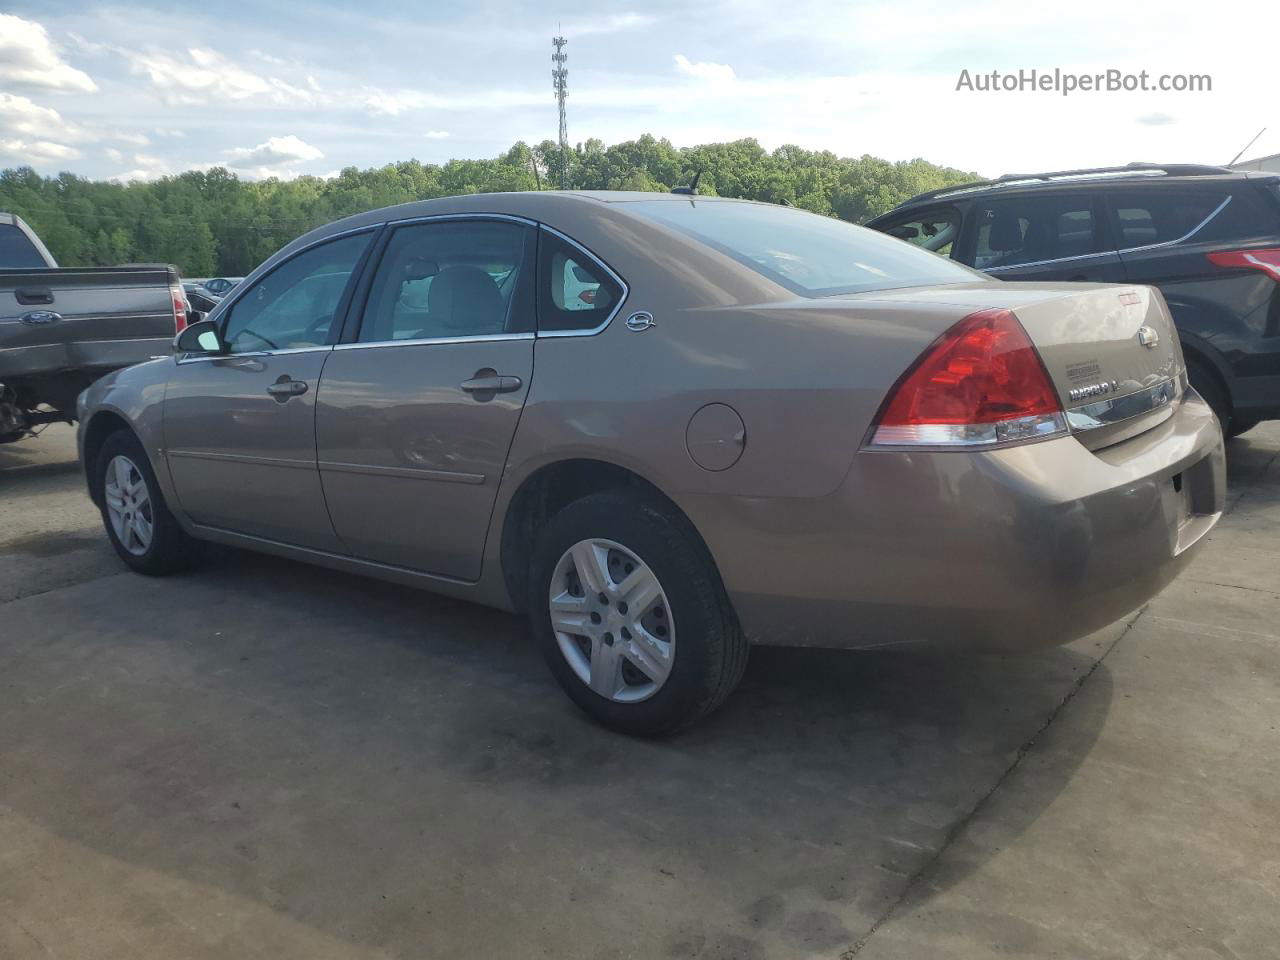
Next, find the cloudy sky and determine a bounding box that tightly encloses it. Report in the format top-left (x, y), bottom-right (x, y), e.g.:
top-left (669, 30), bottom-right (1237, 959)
top-left (1, 0), bottom-right (1274, 182)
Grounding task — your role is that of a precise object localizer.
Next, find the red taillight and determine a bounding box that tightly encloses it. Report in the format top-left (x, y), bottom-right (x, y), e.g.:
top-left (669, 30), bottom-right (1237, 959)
top-left (870, 308), bottom-right (1066, 447)
top-left (170, 283), bottom-right (188, 334)
top-left (578, 288), bottom-right (596, 304)
top-left (1206, 248), bottom-right (1280, 282)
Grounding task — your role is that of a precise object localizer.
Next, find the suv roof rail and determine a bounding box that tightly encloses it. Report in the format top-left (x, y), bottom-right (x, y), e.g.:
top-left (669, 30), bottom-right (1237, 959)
top-left (899, 162), bottom-right (1237, 208)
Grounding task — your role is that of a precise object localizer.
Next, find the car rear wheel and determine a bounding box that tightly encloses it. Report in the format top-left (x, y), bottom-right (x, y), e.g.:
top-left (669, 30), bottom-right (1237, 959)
top-left (96, 430), bottom-right (197, 575)
top-left (529, 490), bottom-right (748, 736)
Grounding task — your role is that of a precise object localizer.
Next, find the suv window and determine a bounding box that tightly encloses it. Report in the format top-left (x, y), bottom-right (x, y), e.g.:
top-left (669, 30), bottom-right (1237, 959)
top-left (971, 195), bottom-right (1101, 269)
top-left (0, 223), bottom-right (47, 268)
top-left (1106, 191), bottom-right (1226, 249)
top-left (881, 208), bottom-right (960, 257)
top-left (359, 220), bottom-right (534, 343)
top-left (538, 231), bottom-right (624, 332)
top-left (223, 233), bottom-right (371, 354)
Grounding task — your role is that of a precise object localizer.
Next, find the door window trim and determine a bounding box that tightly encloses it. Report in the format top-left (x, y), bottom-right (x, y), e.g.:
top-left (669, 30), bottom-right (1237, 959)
top-left (536, 224), bottom-right (629, 338)
top-left (338, 213), bottom-right (539, 349)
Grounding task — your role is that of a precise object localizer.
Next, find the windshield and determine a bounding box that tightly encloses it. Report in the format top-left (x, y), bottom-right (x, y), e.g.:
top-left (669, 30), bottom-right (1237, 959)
top-left (625, 199), bottom-right (984, 297)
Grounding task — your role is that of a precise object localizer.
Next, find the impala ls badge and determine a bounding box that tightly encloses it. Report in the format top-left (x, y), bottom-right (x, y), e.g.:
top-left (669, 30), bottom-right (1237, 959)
top-left (625, 311), bottom-right (655, 332)
top-left (1137, 325), bottom-right (1160, 349)
top-left (20, 310), bottom-right (61, 325)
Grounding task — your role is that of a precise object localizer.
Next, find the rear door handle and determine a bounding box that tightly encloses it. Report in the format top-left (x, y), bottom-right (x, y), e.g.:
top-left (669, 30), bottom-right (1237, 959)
top-left (266, 377), bottom-right (308, 401)
top-left (16, 287), bottom-right (53, 305)
top-left (460, 375), bottom-right (523, 394)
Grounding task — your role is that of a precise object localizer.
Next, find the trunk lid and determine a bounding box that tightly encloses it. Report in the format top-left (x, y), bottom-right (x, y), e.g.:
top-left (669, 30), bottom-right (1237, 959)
top-left (842, 281), bottom-right (1184, 448)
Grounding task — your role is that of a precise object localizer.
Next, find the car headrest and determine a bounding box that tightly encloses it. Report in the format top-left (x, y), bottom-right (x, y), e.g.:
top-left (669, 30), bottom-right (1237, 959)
top-left (427, 265), bottom-right (504, 334)
top-left (988, 210), bottom-right (1025, 253)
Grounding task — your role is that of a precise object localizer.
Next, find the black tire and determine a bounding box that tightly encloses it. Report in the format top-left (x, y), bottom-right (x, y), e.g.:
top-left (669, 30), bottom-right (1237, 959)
top-left (1186, 359), bottom-right (1231, 431)
top-left (528, 490), bottom-right (748, 737)
top-left (95, 429), bottom-right (198, 575)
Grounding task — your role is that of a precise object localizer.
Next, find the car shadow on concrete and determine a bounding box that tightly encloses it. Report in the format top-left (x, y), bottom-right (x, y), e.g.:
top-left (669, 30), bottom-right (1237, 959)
top-left (1, 542), bottom-right (1113, 957)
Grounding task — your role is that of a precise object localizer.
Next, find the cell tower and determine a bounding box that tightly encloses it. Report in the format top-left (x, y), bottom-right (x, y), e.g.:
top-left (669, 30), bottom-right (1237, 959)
top-left (551, 34), bottom-right (569, 188)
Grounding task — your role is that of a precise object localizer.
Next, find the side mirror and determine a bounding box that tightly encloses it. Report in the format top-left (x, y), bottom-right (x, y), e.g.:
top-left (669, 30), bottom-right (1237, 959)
top-left (174, 318), bottom-right (224, 354)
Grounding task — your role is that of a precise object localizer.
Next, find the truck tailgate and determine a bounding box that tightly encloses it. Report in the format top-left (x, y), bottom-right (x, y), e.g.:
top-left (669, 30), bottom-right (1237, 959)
top-left (0, 266), bottom-right (177, 380)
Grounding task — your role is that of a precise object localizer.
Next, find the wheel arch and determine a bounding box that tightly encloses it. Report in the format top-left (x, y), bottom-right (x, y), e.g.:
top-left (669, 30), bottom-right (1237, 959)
top-left (498, 457), bottom-right (725, 614)
top-left (82, 409), bottom-right (136, 505)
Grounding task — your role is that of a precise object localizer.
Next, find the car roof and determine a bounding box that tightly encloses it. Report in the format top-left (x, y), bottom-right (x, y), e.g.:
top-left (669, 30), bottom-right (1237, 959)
top-left (875, 163), bottom-right (1277, 220)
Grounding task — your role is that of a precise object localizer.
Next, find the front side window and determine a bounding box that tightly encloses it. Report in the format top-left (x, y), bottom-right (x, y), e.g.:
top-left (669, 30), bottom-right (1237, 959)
top-left (358, 219), bottom-right (533, 343)
top-left (626, 198), bottom-right (981, 297)
top-left (971, 195), bottom-right (1101, 269)
top-left (881, 208), bottom-right (961, 258)
top-left (222, 233), bottom-right (371, 353)
top-left (537, 231), bottom-right (624, 332)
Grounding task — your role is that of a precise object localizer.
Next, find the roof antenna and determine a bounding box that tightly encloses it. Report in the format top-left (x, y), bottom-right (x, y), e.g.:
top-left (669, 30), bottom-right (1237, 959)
top-left (1228, 127), bottom-right (1266, 167)
top-left (672, 170), bottom-right (701, 195)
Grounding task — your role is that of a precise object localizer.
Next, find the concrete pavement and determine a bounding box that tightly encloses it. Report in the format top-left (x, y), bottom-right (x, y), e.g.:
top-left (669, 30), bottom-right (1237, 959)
top-left (1, 424), bottom-right (1276, 959)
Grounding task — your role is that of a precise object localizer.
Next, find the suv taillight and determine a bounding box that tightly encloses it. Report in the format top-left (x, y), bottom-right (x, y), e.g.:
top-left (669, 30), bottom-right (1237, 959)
top-left (1206, 248), bottom-right (1280, 282)
top-left (869, 308), bottom-right (1066, 447)
top-left (170, 282), bottom-right (188, 333)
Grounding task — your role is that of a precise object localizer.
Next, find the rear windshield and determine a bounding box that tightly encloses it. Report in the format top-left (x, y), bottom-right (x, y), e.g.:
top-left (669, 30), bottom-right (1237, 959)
top-left (0, 223), bottom-right (48, 268)
top-left (625, 199), bottom-right (983, 297)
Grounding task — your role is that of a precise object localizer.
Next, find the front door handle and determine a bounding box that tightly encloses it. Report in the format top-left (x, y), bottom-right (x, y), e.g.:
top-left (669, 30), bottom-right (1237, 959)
top-left (460, 374), bottom-right (523, 394)
top-left (266, 376), bottom-right (308, 401)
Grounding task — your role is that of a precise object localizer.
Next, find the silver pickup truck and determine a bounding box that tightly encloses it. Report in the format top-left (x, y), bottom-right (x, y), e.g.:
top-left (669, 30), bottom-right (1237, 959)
top-left (1, 212), bottom-right (185, 443)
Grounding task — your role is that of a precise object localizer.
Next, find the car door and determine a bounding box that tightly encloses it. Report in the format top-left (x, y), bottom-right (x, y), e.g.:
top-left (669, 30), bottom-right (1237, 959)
top-left (960, 193), bottom-right (1127, 283)
top-left (163, 230), bottom-right (376, 550)
top-left (314, 216), bottom-right (536, 580)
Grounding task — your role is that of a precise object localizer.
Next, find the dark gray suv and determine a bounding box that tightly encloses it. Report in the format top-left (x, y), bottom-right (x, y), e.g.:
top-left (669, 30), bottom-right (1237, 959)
top-left (867, 163), bottom-right (1280, 436)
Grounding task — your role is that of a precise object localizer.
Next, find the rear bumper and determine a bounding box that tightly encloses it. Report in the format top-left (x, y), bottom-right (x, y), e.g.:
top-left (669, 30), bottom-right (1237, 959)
top-left (681, 391), bottom-right (1225, 650)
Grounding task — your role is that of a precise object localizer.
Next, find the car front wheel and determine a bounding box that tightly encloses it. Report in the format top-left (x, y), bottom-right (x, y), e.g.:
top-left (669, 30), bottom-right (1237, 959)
top-left (96, 430), bottom-right (197, 575)
top-left (529, 490), bottom-right (748, 736)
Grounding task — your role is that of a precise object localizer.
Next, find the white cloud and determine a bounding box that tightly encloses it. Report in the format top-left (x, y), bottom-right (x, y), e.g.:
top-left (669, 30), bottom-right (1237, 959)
top-left (0, 138), bottom-right (82, 163)
top-left (224, 135), bottom-right (323, 170)
top-left (104, 147), bottom-right (124, 162)
top-left (113, 132), bottom-right (151, 146)
top-left (0, 15), bottom-right (97, 93)
top-left (0, 92), bottom-right (86, 142)
top-left (424, 130), bottom-right (450, 140)
top-left (128, 46), bottom-right (269, 103)
top-left (674, 54), bottom-right (736, 83)
top-left (1137, 112), bottom-right (1176, 127)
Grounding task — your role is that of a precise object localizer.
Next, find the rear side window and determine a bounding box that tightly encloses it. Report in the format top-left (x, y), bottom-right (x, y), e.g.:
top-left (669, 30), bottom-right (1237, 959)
top-left (1106, 191), bottom-right (1227, 248)
top-left (0, 223), bottom-right (48, 268)
top-left (358, 219), bottom-right (534, 343)
top-left (627, 199), bottom-right (980, 297)
top-left (537, 231), bottom-right (624, 332)
top-left (970, 195), bottom-right (1101, 269)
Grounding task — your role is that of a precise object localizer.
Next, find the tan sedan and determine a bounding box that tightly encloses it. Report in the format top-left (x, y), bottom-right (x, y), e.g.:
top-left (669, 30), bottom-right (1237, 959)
top-left (77, 192), bottom-right (1225, 734)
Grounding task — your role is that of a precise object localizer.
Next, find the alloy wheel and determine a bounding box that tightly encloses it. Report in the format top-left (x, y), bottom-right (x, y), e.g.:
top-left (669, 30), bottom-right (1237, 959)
top-left (103, 455), bottom-right (154, 556)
